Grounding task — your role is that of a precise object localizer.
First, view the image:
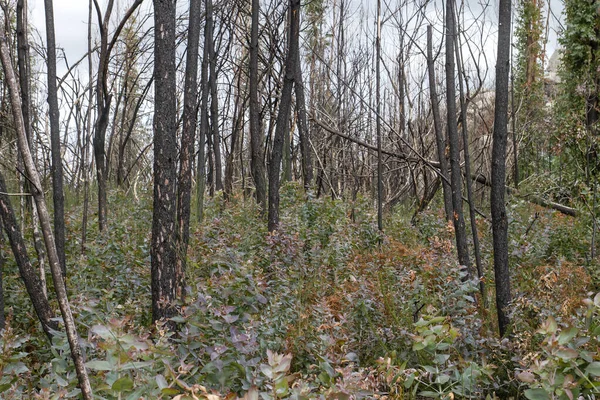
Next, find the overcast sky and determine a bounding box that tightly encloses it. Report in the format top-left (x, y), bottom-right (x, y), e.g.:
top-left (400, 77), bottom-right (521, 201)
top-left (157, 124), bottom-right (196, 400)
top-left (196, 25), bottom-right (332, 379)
top-left (27, 0), bottom-right (564, 80)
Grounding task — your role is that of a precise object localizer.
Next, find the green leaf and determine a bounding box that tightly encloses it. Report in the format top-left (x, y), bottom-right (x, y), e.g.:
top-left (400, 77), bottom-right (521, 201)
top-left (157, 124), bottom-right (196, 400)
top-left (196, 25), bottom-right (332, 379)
top-left (161, 388), bottom-right (180, 395)
top-left (434, 354), bottom-right (450, 364)
top-left (112, 377), bottom-right (134, 392)
top-left (85, 360), bottom-right (113, 371)
top-left (403, 373), bottom-right (415, 389)
top-left (156, 374), bottom-right (168, 389)
top-left (91, 324), bottom-right (113, 340)
top-left (524, 388), bottom-right (550, 400)
top-left (119, 361), bottom-right (153, 371)
top-left (539, 316), bottom-right (558, 335)
top-left (585, 361), bottom-right (600, 376)
top-left (556, 348), bottom-right (578, 360)
top-left (275, 376), bottom-right (289, 396)
top-left (4, 362), bottom-right (29, 375)
top-left (558, 326), bottom-right (578, 345)
top-left (260, 364), bottom-right (273, 379)
top-left (418, 391), bottom-right (441, 398)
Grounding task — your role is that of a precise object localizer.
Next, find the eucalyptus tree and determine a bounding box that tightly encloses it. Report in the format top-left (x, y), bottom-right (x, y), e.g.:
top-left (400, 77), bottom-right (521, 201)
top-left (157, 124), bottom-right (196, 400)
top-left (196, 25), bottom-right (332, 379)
top-left (176, 0), bottom-right (201, 301)
top-left (92, 0), bottom-right (144, 232)
top-left (0, 22), bottom-right (93, 398)
top-left (268, 0), bottom-right (300, 231)
top-left (427, 25), bottom-right (453, 222)
top-left (43, 0), bottom-right (66, 276)
top-left (249, 0), bottom-right (267, 209)
top-left (445, 0), bottom-right (471, 273)
top-left (492, 0), bottom-right (513, 336)
top-left (207, 0), bottom-right (223, 193)
top-left (151, 0), bottom-right (178, 324)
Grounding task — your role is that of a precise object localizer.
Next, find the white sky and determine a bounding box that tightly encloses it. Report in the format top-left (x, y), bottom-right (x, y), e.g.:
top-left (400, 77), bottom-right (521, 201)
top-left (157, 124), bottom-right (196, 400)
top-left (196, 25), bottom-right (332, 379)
top-left (30, 0), bottom-right (90, 64)
top-left (27, 0), bottom-right (564, 86)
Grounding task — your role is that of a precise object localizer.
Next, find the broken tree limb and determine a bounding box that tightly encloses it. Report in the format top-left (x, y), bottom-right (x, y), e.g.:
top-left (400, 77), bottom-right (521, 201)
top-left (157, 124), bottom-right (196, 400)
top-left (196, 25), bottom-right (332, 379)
top-left (471, 174), bottom-right (579, 217)
top-left (311, 116), bottom-right (579, 218)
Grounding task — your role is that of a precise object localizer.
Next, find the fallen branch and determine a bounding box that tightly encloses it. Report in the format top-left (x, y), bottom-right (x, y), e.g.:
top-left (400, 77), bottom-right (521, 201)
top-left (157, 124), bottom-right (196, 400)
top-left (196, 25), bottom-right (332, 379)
top-left (312, 116), bottom-right (579, 218)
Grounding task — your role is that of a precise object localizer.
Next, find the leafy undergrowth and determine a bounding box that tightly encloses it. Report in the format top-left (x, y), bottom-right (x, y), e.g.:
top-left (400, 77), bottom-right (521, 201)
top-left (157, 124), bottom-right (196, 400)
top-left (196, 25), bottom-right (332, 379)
top-left (1, 183), bottom-right (599, 399)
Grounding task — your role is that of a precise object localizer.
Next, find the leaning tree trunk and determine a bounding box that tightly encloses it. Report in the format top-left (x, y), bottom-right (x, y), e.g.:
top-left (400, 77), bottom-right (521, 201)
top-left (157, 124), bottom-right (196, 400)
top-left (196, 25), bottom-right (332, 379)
top-left (151, 0), bottom-right (178, 325)
top-left (0, 26), bottom-right (93, 399)
top-left (43, 0), bottom-right (66, 277)
top-left (268, 0), bottom-right (299, 232)
top-left (0, 172), bottom-right (57, 338)
top-left (17, 0), bottom-right (47, 283)
top-left (491, 0), bottom-right (513, 337)
top-left (176, 0), bottom-right (201, 302)
top-left (445, 0), bottom-right (471, 273)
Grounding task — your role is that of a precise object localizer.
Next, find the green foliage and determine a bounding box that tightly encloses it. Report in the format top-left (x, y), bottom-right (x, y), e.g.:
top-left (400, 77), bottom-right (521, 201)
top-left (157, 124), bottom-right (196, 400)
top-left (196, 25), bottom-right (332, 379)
top-left (2, 187), bottom-right (600, 398)
top-left (516, 294), bottom-right (600, 399)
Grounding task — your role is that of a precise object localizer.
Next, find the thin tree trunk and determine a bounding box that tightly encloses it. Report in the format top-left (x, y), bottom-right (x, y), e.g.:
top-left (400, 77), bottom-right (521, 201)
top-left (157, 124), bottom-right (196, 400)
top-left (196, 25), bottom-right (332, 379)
top-left (445, 0), bottom-right (471, 271)
top-left (197, 0), bottom-right (211, 223)
top-left (376, 0), bottom-right (383, 232)
top-left (0, 29), bottom-right (93, 398)
top-left (17, 0), bottom-right (47, 285)
top-left (92, 0), bottom-right (143, 232)
top-left (491, 0), bottom-right (513, 336)
top-left (44, 0), bottom-right (66, 277)
top-left (455, 26), bottom-right (485, 300)
top-left (249, 0), bottom-right (267, 210)
top-left (152, 0), bottom-right (178, 325)
top-left (225, 65), bottom-right (244, 199)
top-left (176, 0), bottom-right (201, 302)
top-left (295, 56), bottom-right (313, 189)
top-left (268, 0), bottom-right (299, 232)
top-left (427, 25), bottom-right (453, 222)
top-left (207, 0), bottom-right (223, 193)
top-left (82, 0), bottom-right (93, 254)
top-left (0, 173), bottom-right (57, 338)
top-left (0, 218), bottom-right (4, 332)
top-left (93, 0), bottom-right (114, 233)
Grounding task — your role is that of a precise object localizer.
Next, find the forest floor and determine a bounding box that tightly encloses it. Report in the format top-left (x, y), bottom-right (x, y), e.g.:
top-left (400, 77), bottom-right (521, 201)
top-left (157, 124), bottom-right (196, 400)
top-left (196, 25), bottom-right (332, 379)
top-left (1, 182), bottom-right (599, 399)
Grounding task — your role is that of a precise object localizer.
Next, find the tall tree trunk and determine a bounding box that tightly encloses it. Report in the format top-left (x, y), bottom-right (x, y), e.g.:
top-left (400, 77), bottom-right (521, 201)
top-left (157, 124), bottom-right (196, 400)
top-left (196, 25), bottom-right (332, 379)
top-left (17, 0), bottom-right (47, 282)
top-left (376, 0), bottom-right (383, 232)
top-left (295, 57), bottom-right (313, 189)
top-left (427, 25), bottom-right (453, 222)
top-left (92, 0), bottom-right (143, 232)
top-left (445, 0), bottom-right (471, 271)
top-left (152, 0), bottom-right (178, 325)
top-left (0, 29), bottom-right (93, 399)
top-left (197, 0), bottom-right (211, 222)
top-left (0, 173), bottom-right (57, 338)
top-left (0, 218), bottom-right (4, 332)
top-left (455, 27), bottom-right (485, 299)
top-left (225, 65), bottom-right (244, 199)
top-left (268, 0), bottom-right (299, 232)
top-left (93, 0), bottom-right (114, 233)
top-left (176, 0), bottom-right (201, 302)
top-left (82, 0), bottom-right (94, 254)
top-left (207, 0), bottom-right (223, 193)
top-left (249, 0), bottom-right (267, 210)
top-left (492, 0), bottom-right (513, 337)
top-left (44, 0), bottom-right (66, 277)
